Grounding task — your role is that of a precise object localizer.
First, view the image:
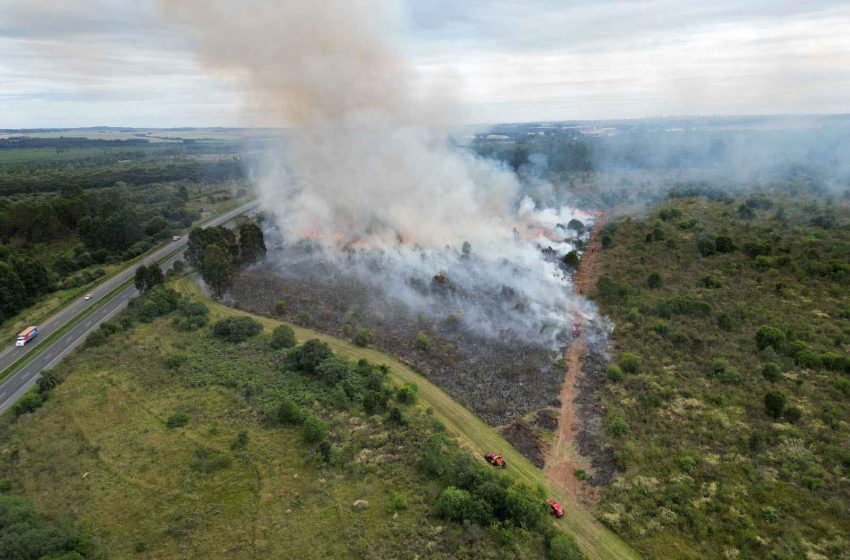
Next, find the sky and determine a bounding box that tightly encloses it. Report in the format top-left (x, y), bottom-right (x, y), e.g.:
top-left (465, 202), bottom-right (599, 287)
top-left (1, 0), bottom-right (849, 128)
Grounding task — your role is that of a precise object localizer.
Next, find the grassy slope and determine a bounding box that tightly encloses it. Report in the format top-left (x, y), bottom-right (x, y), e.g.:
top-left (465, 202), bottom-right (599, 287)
top-left (3, 324), bottom-right (499, 559)
top-left (175, 277), bottom-right (641, 560)
top-left (591, 196), bottom-right (850, 560)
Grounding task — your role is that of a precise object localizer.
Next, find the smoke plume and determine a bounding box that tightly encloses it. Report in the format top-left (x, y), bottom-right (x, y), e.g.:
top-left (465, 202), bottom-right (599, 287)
top-left (163, 0), bottom-right (594, 345)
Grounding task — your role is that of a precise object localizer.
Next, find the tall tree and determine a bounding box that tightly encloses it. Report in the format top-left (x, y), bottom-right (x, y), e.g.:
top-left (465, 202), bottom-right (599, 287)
top-left (237, 222), bottom-right (266, 265)
top-left (0, 262), bottom-right (26, 321)
top-left (201, 244), bottom-right (234, 298)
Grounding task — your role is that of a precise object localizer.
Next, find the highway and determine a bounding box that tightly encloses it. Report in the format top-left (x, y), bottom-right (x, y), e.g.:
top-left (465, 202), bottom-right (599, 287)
top-left (0, 199), bottom-right (259, 415)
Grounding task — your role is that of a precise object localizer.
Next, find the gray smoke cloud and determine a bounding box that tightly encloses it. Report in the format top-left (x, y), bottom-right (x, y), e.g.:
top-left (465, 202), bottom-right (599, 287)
top-left (163, 0), bottom-right (597, 345)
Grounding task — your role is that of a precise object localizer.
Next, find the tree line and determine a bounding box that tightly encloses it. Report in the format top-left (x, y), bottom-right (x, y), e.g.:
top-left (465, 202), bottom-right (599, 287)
top-left (186, 221), bottom-right (267, 297)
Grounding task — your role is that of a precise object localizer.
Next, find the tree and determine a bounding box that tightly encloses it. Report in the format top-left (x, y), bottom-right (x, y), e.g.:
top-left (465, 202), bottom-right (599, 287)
top-left (286, 339), bottom-right (333, 375)
top-left (237, 222), bottom-right (266, 264)
top-left (0, 262), bottom-right (26, 321)
top-left (201, 244), bottom-right (234, 298)
top-left (177, 184), bottom-right (189, 202)
top-left (187, 226), bottom-right (237, 268)
top-left (270, 325), bottom-right (297, 349)
top-left (764, 390), bottom-right (787, 419)
top-left (562, 250), bottom-right (580, 269)
top-left (135, 264), bottom-right (165, 292)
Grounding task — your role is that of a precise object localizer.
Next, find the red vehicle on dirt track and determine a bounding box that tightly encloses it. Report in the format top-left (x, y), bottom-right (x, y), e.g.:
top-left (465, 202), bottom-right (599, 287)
top-left (547, 498), bottom-right (565, 518)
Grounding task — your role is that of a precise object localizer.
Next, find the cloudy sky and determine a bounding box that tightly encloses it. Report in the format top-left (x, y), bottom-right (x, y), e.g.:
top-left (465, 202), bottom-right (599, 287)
top-left (1, 0), bottom-right (849, 128)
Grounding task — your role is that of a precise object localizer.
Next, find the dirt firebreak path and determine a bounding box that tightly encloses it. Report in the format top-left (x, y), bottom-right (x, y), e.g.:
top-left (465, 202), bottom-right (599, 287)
top-left (544, 215), bottom-right (606, 505)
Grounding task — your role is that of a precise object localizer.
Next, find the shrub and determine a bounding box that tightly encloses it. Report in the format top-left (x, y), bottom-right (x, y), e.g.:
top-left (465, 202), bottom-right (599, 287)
top-left (269, 325), bottom-right (297, 350)
top-left (608, 413), bottom-right (629, 437)
top-left (625, 307), bottom-right (641, 323)
top-left (651, 320), bottom-right (669, 335)
top-left (388, 493), bottom-right (408, 513)
top-left (396, 383), bottom-right (418, 404)
top-left (548, 533), bottom-right (585, 560)
top-left (414, 332), bottom-right (431, 352)
top-left (435, 486), bottom-right (491, 525)
top-left (658, 207), bottom-right (683, 221)
top-left (717, 311), bottom-right (737, 331)
top-left (657, 295), bottom-right (712, 318)
top-left (596, 275), bottom-right (629, 304)
top-left (84, 328), bottom-right (108, 348)
top-left (316, 358), bottom-right (352, 384)
top-left (503, 483), bottom-right (548, 529)
top-left (699, 275), bottom-right (723, 288)
top-left (231, 430), bottom-right (249, 451)
top-left (620, 353), bottom-right (641, 374)
top-left (277, 397), bottom-right (306, 425)
top-left (563, 250), bottom-right (580, 268)
top-left (795, 349), bottom-right (822, 369)
top-left (387, 406), bottom-right (407, 425)
top-left (166, 411), bottom-right (189, 429)
top-left (362, 391), bottom-right (387, 415)
top-left (285, 339), bottom-right (333, 374)
top-left (607, 365), bottom-right (624, 383)
top-left (212, 316), bottom-right (262, 342)
top-left (822, 352), bottom-right (850, 373)
top-left (697, 236), bottom-right (716, 256)
top-left (764, 390), bottom-right (786, 419)
top-left (762, 362), bottom-right (782, 382)
top-left (719, 368), bottom-right (742, 385)
top-left (302, 415), bottom-right (328, 443)
top-left (714, 235), bottom-right (736, 253)
top-left (191, 447), bottom-right (231, 474)
top-left (756, 326), bottom-right (786, 351)
top-left (275, 300), bottom-right (286, 315)
top-left (173, 299), bottom-right (208, 331)
top-left (13, 391), bottom-right (44, 416)
top-left (353, 328), bottom-right (373, 347)
top-left (36, 369), bottom-right (62, 394)
top-left (784, 405), bottom-right (803, 423)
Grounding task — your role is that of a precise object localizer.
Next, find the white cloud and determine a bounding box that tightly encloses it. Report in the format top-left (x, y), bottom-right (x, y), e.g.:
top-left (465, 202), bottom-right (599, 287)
top-left (0, 0), bottom-right (848, 127)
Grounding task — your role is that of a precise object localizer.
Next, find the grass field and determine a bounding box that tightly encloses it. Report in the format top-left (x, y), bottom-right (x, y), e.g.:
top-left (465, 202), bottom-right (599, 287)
top-left (1, 284), bottom-right (559, 559)
top-left (175, 277), bottom-right (641, 560)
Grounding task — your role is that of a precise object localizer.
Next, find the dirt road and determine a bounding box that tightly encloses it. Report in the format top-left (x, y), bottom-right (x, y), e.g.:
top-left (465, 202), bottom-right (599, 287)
top-left (544, 216), bottom-right (606, 505)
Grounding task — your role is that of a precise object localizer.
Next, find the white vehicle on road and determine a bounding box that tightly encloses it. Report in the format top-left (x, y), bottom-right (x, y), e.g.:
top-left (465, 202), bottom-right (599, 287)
top-left (85, 293), bottom-right (93, 300)
top-left (172, 235), bottom-right (182, 241)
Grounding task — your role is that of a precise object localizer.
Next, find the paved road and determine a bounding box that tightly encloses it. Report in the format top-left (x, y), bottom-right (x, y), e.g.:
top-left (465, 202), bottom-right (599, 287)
top-left (0, 199), bottom-right (259, 414)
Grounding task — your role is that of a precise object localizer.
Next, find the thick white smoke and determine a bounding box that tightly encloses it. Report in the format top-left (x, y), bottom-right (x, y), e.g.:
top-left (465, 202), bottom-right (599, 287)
top-left (164, 0), bottom-right (597, 345)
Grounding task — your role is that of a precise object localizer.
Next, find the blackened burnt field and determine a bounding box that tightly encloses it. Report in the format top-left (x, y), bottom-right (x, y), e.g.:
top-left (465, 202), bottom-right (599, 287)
top-left (231, 246), bottom-right (569, 427)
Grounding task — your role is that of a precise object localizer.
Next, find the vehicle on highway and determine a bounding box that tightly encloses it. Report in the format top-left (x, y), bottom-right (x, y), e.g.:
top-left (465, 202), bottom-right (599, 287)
top-left (172, 235), bottom-right (182, 241)
top-left (85, 293), bottom-right (93, 300)
top-left (16, 326), bottom-right (39, 347)
top-left (547, 498), bottom-right (565, 518)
